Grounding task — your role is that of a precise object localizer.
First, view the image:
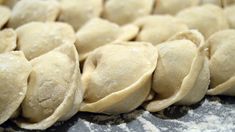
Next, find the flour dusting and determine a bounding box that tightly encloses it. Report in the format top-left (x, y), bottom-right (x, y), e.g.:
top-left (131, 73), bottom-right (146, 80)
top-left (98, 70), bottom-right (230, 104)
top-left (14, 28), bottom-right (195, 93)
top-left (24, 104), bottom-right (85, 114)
top-left (1, 97), bottom-right (235, 132)
top-left (117, 123), bottom-right (131, 132)
top-left (162, 97), bottom-right (235, 132)
top-left (137, 116), bottom-right (160, 132)
top-left (83, 97), bottom-right (235, 132)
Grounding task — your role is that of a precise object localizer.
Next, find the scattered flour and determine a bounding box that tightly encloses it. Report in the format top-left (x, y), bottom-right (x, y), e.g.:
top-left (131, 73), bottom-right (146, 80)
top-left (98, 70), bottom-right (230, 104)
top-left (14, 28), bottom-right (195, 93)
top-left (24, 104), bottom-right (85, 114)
top-left (172, 114), bottom-right (235, 132)
top-left (82, 119), bottom-right (96, 132)
top-left (117, 123), bottom-right (131, 132)
top-left (166, 98), bottom-right (235, 132)
top-left (87, 98), bottom-right (235, 132)
top-left (136, 116), bottom-right (161, 132)
top-left (1, 97), bottom-right (235, 132)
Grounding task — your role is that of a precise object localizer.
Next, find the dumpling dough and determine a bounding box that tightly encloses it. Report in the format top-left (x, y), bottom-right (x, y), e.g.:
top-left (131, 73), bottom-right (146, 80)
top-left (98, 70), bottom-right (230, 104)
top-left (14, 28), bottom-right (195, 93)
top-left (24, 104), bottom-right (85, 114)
top-left (75, 18), bottom-right (139, 61)
top-left (80, 42), bottom-right (158, 114)
top-left (202, 0), bottom-right (235, 7)
top-left (0, 6), bottom-right (10, 29)
top-left (7, 0), bottom-right (60, 29)
top-left (103, 0), bottom-right (154, 25)
top-left (2, 0), bottom-right (20, 9)
top-left (134, 15), bottom-right (188, 45)
top-left (0, 51), bottom-right (31, 125)
top-left (58, 0), bottom-right (103, 31)
top-left (222, 0), bottom-right (235, 7)
top-left (145, 30), bottom-right (210, 112)
top-left (16, 22), bottom-right (76, 60)
top-left (154, 0), bottom-right (200, 15)
top-left (0, 29), bottom-right (17, 53)
top-left (224, 5), bottom-right (235, 29)
top-left (207, 30), bottom-right (235, 96)
top-left (200, 0), bottom-right (222, 6)
top-left (176, 4), bottom-right (229, 38)
top-left (17, 44), bottom-right (83, 130)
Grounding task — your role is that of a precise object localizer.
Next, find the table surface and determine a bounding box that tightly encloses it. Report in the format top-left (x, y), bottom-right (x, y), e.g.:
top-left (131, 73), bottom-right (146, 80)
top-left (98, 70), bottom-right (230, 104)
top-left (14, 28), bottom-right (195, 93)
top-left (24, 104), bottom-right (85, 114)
top-left (1, 96), bottom-right (235, 132)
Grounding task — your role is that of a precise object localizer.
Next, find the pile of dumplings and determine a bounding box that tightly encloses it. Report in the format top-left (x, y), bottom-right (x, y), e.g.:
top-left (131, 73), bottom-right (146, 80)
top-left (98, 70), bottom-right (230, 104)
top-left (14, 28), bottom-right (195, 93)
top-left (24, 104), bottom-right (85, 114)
top-left (0, 0), bottom-right (235, 130)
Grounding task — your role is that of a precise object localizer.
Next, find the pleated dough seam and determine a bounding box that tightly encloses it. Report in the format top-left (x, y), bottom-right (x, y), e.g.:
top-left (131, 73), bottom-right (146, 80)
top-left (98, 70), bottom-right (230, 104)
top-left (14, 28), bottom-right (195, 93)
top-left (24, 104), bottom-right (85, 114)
top-left (207, 76), bottom-right (235, 95)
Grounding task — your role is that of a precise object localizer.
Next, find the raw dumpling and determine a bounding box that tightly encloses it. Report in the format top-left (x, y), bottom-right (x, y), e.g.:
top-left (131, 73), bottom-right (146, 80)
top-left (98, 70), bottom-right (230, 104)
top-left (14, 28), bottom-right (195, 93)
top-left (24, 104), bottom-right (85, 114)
top-left (154, 0), bottom-right (200, 15)
top-left (58, 0), bottom-right (103, 31)
top-left (224, 5), bottom-right (235, 28)
top-left (134, 15), bottom-right (188, 45)
top-left (16, 22), bottom-right (76, 60)
top-left (0, 6), bottom-right (10, 29)
top-left (207, 30), bottom-right (235, 96)
top-left (7, 0), bottom-right (60, 29)
top-left (17, 44), bottom-right (83, 130)
top-left (0, 51), bottom-right (31, 125)
top-left (80, 42), bottom-right (158, 114)
top-left (0, 29), bottom-right (17, 53)
top-left (75, 18), bottom-right (139, 61)
top-left (176, 4), bottom-right (229, 38)
top-left (103, 0), bottom-right (154, 25)
top-left (145, 30), bottom-right (210, 112)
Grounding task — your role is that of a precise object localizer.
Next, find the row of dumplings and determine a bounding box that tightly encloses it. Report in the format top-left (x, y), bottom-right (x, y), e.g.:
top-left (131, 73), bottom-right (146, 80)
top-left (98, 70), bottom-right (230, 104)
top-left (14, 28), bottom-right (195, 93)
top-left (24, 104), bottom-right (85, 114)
top-left (0, 0), bottom-right (234, 130)
top-left (1, 0), bottom-right (235, 30)
top-left (1, 2), bottom-right (235, 61)
top-left (0, 28), bottom-right (234, 130)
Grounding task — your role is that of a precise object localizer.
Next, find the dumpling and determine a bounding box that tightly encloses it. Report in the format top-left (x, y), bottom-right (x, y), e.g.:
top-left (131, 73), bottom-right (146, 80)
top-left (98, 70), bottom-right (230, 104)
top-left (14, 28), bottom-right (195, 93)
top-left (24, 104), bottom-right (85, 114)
top-left (16, 44), bottom-right (83, 130)
top-left (145, 30), bottom-right (210, 112)
top-left (75, 18), bottom-right (139, 61)
top-left (58, 0), bottom-right (103, 31)
top-left (207, 30), bottom-right (235, 96)
top-left (0, 29), bottom-right (17, 53)
top-left (0, 51), bottom-right (31, 125)
top-left (224, 5), bottom-right (235, 28)
top-left (16, 22), bottom-right (76, 60)
top-left (103, 0), bottom-right (154, 25)
top-left (176, 4), bottom-right (229, 38)
top-left (7, 0), bottom-right (60, 29)
top-left (154, 0), bottom-right (200, 15)
top-left (0, 6), bottom-right (10, 29)
top-left (134, 15), bottom-right (188, 45)
top-left (80, 42), bottom-right (158, 114)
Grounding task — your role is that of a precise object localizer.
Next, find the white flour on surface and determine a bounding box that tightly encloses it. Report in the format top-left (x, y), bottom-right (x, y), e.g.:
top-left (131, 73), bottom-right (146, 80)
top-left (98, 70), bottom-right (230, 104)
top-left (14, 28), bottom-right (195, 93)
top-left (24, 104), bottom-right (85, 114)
top-left (117, 123), bottom-right (131, 132)
top-left (82, 120), bottom-right (95, 132)
top-left (1, 97), bottom-right (235, 132)
top-left (167, 98), bottom-right (235, 132)
top-left (136, 115), bottom-right (161, 132)
top-left (84, 97), bottom-right (235, 132)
